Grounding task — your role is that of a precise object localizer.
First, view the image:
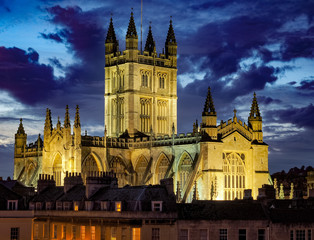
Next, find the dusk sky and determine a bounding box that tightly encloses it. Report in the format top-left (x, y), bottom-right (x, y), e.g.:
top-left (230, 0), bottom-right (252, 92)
top-left (0, 0), bottom-right (314, 178)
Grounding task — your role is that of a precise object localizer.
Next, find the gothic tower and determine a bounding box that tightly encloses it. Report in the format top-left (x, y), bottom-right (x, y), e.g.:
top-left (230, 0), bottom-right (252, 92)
top-left (201, 87), bottom-right (217, 140)
top-left (104, 13), bottom-right (178, 137)
top-left (248, 93), bottom-right (263, 143)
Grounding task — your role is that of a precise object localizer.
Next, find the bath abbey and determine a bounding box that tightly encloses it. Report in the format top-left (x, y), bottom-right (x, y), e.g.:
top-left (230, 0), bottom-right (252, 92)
top-left (13, 13), bottom-right (270, 202)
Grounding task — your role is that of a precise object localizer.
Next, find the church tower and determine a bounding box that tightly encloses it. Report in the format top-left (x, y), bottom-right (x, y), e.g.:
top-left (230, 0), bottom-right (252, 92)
top-left (104, 13), bottom-right (178, 137)
top-left (201, 87), bottom-right (217, 140)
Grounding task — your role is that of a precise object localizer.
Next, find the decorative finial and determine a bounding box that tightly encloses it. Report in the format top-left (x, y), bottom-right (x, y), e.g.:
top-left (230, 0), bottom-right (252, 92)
top-left (234, 109), bottom-right (237, 117)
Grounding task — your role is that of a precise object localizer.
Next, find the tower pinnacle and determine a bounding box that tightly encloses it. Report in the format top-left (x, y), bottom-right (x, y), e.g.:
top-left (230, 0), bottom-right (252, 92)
top-left (44, 108), bottom-right (52, 134)
top-left (106, 17), bottom-right (118, 44)
top-left (74, 105), bottom-right (81, 128)
top-left (17, 118), bottom-right (25, 135)
top-left (64, 105), bottom-right (70, 128)
top-left (249, 92), bottom-right (261, 120)
top-left (202, 87), bottom-right (216, 116)
top-left (126, 11), bottom-right (138, 38)
top-left (144, 24), bottom-right (156, 55)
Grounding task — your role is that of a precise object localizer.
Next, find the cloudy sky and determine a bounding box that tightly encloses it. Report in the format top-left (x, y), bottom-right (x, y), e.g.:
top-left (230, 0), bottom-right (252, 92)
top-left (0, 0), bottom-right (314, 178)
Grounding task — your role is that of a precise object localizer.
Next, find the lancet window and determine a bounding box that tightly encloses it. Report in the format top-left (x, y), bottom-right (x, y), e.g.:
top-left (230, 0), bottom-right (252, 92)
top-left (157, 100), bottom-right (168, 134)
top-left (140, 98), bottom-right (152, 133)
top-left (135, 156), bottom-right (148, 185)
top-left (178, 153), bottom-right (193, 192)
top-left (110, 157), bottom-right (128, 187)
top-left (158, 73), bottom-right (167, 89)
top-left (112, 70), bottom-right (124, 91)
top-left (223, 152), bottom-right (246, 200)
top-left (155, 154), bottom-right (170, 184)
top-left (141, 70), bottom-right (150, 88)
top-left (112, 97), bottom-right (124, 136)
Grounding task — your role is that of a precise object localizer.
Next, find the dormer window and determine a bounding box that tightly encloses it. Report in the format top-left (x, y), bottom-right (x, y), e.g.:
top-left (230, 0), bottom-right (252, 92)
top-left (115, 201), bottom-right (121, 212)
top-left (151, 201), bottom-right (162, 212)
top-left (46, 202), bottom-right (52, 210)
top-left (101, 201), bottom-right (108, 211)
top-left (56, 202), bottom-right (62, 210)
top-left (74, 202), bottom-right (79, 211)
top-left (36, 202), bottom-right (42, 210)
top-left (63, 202), bottom-right (71, 210)
top-left (7, 200), bottom-right (18, 210)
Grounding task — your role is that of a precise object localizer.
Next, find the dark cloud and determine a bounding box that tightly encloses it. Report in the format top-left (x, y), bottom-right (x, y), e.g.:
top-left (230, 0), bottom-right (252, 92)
top-left (40, 32), bottom-right (64, 43)
top-left (0, 46), bottom-right (58, 105)
top-left (48, 57), bottom-right (64, 70)
top-left (259, 96), bottom-right (282, 105)
top-left (298, 79), bottom-right (314, 91)
top-left (266, 104), bottom-right (314, 129)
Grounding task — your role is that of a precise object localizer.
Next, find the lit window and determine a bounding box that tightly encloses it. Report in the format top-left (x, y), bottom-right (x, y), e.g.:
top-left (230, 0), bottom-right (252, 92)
top-left (239, 229), bottom-right (246, 240)
top-left (8, 200), bottom-right (18, 210)
top-left (132, 228), bottom-right (141, 240)
top-left (34, 224), bottom-right (39, 239)
top-left (72, 225), bottom-right (76, 240)
top-left (220, 229), bottom-right (227, 240)
top-left (80, 226), bottom-right (85, 240)
top-left (258, 229), bottom-right (265, 240)
top-left (179, 229), bottom-right (188, 240)
top-left (53, 224), bottom-right (57, 239)
top-left (62, 225), bottom-right (66, 240)
top-left (115, 201), bottom-right (122, 212)
top-left (111, 227), bottom-right (117, 240)
top-left (74, 202), bottom-right (79, 211)
top-left (91, 226), bottom-right (96, 240)
top-left (151, 201), bottom-right (162, 212)
top-left (10, 227), bottom-right (19, 240)
top-left (152, 228), bottom-right (160, 240)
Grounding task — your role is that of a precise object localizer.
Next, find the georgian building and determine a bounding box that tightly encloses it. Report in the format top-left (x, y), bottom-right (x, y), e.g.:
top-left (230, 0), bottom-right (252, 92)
top-left (13, 12), bottom-right (270, 201)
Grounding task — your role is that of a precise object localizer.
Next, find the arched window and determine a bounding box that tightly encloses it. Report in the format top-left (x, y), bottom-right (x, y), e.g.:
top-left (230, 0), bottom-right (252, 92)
top-left (82, 155), bottom-right (100, 181)
top-left (155, 154), bottom-right (170, 184)
top-left (157, 100), bottom-right (168, 134)
top-left (110, 157), bottom-right (129, 187)
top-left (140, 98), bottom-right (151, 133)
top-left (141, 71), bottom-right (149, 87)
top-left (135, 156), bottom-right (148, 185)
top-left (53, 154), bottom-right (62, 186)
top-left (178, 153), bottom-right (193, 192)
top-left (223, 152), bottom-right (246, 200)
top-left (159, 76), bottom-right (165, 88)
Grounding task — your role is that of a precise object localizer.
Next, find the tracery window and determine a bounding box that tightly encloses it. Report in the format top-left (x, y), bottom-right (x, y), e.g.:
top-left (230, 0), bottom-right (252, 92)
top-left (110, 157), bottom-right (128, 187)
top-left (112, 97), bottom-right (124, 136)
top-left (135, 156), bottom-right (148, 185)
top-left (112, 70), bottom-right (124, 91)
top-left (157, 100), bottom-right (168, 134)
top-left (155, 154), bottom-right (170, 184)
top-left (223, 152), bottom-right (246, 200)
top-left (157, 73), bottom-right (167, 89)
top-left (178, 153), bottom-right (193, 192)
top-left (141, 70), bottom-right (150, 88)
top-left (140, 98), bottom-right (152, 133)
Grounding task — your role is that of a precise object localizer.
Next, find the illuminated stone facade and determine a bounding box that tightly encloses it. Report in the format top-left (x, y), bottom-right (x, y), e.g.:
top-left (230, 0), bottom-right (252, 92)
top-left (13, 12), bottom-right (270, 201)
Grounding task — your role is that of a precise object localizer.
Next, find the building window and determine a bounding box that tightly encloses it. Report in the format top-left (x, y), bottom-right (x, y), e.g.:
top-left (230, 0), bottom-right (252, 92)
top-left (223, 152), bottom-right (246, 200)
top-left (34, 224), bottom-right (39, 239)
top-left (239, 229), bottom-right (246, 240)
top-left (72, 225), bottom-right (76, 240)
top-left (35, 202), bottom-right (42, 210)
top-left (115, 201), bottom-right (122, 212)
top-left (111, 227), bottom-right (117, 240)
top-left (220, 229), bottom-right (228, 240)
top-left (151, 201), bottom-right (162, 212)
top-left (122, 227), bottom-right (127, 240)
top-left (44, 224), bottom-right (48, 238)
top-left (308, 230), bottom-right (311, 240)
top-left (179, 229), bottom-right (188, 240)
top-left (101, 201), bottom-right (108, 210)
top-left (53, 224), bottom-right (57, 239)
top-left (258, 229), bottom-right (265, 240)
top-left (46, 202), bottom-right (52, 210)
top-left (152, 228), bottom-right (160, 240)
top-left (62, 225), bottom-right (66, 240)
top-left (200, 229), bottom-right (207, 240)
top-left (112, 97), bottom-right (124, 135)
top-left (74, 202), bottom-right (79, 211)
top-left (56, 202), bottom-right (62, 210)
top-left (291, 230), bottom-right (294, 240)
top-left (159, 76), bottom-right (165, 88)
top-left (63, 202), bottom-right (71, 210)
top-left (132, 228), bottom-right (141, 240)
top-left (80, 226), bottom-right (85, 240)
top-left (140, 98), bottom-right (151, 133)
top-left (157, 100), bottom-right (168, 134)
top-left (8, 200), bottom-right (18, 210)
top-left (11, 227), bottom-right (19, 240)
top-left (296, 230), bottom-right (305, 240)
top-left (91, 226), bottom-right (96, 240)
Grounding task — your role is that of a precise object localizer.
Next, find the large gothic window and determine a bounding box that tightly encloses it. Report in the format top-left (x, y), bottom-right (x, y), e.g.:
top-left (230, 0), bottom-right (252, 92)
top-left (157, 100), bottom-right (168, 134)
top-left (141, 70), bottom-right (150, 88)
top-left (53, 154), bottom-right (62, 186)
top-left (223, 152), bottom-right (246, 200)
top-left (110, 157), bottom-right (129, 187)
top-left (178, 153), bottom-right (193, 193)
top-left (158, 73), bottom-right (167, 89)
top-left (112, 97), bottom-right (124, 136)
top-left (140, 98), bottom-right (152, 133)
top-left (135, 156), bottom-right (148, 185)
top-left (155, 154), bottom-right (170, 184)
top-left (82, 155), bottom-right (100, 181)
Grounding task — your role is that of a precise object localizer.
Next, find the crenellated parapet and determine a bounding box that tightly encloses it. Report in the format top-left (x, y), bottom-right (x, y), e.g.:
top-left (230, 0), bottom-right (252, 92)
top-left (217, 117), bottom-right (253, 141)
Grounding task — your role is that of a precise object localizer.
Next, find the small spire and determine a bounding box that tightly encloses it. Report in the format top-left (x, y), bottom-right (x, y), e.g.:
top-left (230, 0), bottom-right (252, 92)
top-left (165, 17), bottom-right (176, 45)
top-left (44, 108), bottom-right (53, 133)
top-left (202, 87), bottom-right (216, 116)
top-left (279, 183), bottom-right (284, 199)
top-left (17, 118), bottom-right (25, 134)
top-left (74, 105), bottom-right (81, 128)
top-left (290, 182), bottom-right (294, 199)
top-left (249, 92), bottom-right (261, 120)
top-left (126, 11), bottom-right (138, 38)
top-left (144, 23), bottom-right (156, 55)
top-left (176, 181), bottom-right (182, 203)
top-left (106, 17), bottom-right (118, 44)
top-left (56, 116), bottom-right (61, 129)
top-left (64, 105), bottom-right (70, 128)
